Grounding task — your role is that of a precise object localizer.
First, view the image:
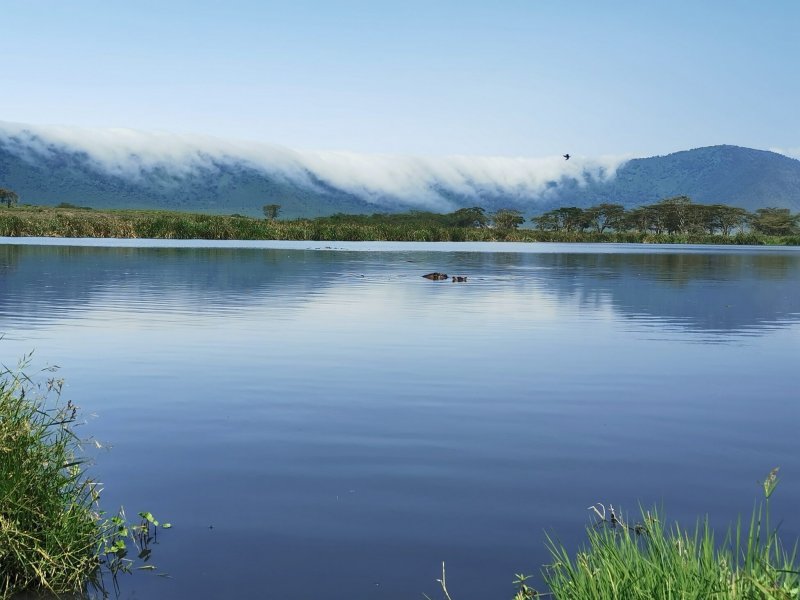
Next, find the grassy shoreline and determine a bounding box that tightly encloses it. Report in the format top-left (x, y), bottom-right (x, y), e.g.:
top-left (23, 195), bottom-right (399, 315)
top-left (427, 474), bottom-right (799, 599)
top-left (0, 357), bottom-right (168, 598)
top-left (2, 206), bottom-right (800, 245)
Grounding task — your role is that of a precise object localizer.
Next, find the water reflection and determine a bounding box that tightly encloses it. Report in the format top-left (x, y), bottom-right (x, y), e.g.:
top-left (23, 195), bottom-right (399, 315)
top-left (2, 244), bottom-right (799, 336)
top-left (1, 241), bottom-right (799, 600)
top-left (530, 252), bottom-right (800, 333)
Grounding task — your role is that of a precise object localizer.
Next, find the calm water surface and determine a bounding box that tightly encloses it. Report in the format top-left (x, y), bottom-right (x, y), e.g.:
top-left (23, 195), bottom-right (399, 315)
top-left (1, 239), bottom-right (799, 599)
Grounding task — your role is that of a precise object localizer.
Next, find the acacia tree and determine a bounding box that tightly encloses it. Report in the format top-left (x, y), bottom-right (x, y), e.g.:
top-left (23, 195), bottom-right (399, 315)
top-left (583, 203), bottom-right (625, 233)
top-left (553, 207), bottom-right (586, 232)
top-left (448, 206), bottom-right (488, 228)
top-left (695, 204), bottom-right (750, 235)
top-left (750, 207), bottom-right (799, 235)
top-left (0, 188), bottom-right (19, 208)
top-left (620, 206), bottom-right (651, 233)
top-left (693, 204), bottom-right (720, 234)
top-left (491, 208), bottom-right (525, 230)
top-left (642, 205), bottom-right (666, 234)
top-left (656, 196), bottom-right (693, 234)
top-left (262, 204), bottom-right (281, 220)
top-left (530, 211), bottom-right (560, 231)
top-left (530, 206), bottom-right (587, 231)
top-left (717, 205), bottom-right (750, 235)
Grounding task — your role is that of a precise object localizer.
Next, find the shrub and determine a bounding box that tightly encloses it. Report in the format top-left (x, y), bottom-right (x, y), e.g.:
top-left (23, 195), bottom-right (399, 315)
top-left (0, 356), bottom-right (169, 598)
top-left (0, 357), bottom-right (100, 596)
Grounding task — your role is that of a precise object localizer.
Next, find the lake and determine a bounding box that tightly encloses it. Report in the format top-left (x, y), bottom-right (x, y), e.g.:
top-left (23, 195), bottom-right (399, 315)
top-left (1, 239), bottom-right (799, 599)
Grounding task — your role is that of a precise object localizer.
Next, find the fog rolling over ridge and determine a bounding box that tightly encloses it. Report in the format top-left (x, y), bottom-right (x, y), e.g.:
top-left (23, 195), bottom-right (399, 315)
top-left (0, 121), bottom-right (622, 216)
top-left (1, 121), bottom-right (799, 217)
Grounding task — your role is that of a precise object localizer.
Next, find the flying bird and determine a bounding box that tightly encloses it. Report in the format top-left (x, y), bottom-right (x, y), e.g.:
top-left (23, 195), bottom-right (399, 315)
top-left (563, 153), bottom-right (570, 160)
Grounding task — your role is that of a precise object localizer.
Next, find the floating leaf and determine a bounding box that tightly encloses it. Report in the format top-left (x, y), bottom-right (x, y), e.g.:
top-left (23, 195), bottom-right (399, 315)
top-left (139, 511), bottom-right (159, 526)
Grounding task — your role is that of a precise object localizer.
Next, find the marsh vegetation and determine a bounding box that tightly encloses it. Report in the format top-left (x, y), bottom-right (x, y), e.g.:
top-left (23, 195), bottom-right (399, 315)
top-left (1, 198), bottom-right (799, 244)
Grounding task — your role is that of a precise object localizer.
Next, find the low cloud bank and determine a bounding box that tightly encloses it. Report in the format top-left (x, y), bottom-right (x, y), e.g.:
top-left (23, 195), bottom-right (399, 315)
top-left (0, 121), bottom-right (627, 210)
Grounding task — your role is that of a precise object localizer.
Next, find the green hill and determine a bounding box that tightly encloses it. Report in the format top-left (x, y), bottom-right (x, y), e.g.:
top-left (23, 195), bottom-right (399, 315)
top-left (586, 145), bottom-right (800, 210)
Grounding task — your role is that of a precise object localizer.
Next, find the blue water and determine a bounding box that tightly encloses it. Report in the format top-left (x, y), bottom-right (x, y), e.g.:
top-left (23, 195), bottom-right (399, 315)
top-left (1, 239), bottom-right (799, 599)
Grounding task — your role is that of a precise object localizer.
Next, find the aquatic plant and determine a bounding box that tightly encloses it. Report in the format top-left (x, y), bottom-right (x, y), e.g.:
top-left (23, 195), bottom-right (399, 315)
top-left (425, 470), bottom-right (798, 599)
top-left (544, 471), bottom-right (798, 599)
top-left (0, 355), bottom-right (169, 598)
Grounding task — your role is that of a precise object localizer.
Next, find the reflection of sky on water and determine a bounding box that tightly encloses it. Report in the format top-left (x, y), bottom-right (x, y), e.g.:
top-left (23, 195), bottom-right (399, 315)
top-left (0, 240), bottom-right (799, 600)
top-left (2, 241), bottom-right (799, 337)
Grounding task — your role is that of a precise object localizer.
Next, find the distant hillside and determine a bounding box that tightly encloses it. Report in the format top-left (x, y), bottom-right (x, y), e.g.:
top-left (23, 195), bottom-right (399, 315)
top-left (575, 145), bottom-right (800, 211)
top-left (1, 123), bottom-right (799, 216)
top-left (0, 141), bottom-right (375, 218)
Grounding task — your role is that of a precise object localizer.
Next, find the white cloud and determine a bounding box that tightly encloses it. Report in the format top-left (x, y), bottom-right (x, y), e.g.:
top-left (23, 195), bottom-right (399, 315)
top-left (0, 120), bottom-right (628, 210)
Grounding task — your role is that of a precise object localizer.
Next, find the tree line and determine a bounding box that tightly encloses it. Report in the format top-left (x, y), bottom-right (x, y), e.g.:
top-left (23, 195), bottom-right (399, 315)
top-left (314, 197), bottom-right (799, 236)
top-left (3, 188), bottom-right (798, 237)
top-left (527, 197), bottom-right (799, 236)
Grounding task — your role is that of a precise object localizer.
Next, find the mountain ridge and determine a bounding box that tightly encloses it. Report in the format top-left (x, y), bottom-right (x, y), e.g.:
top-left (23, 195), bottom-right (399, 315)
top-left (592, 144), bottom-right (800, 210)
top-left (1, 124), bottom-right (799, 217)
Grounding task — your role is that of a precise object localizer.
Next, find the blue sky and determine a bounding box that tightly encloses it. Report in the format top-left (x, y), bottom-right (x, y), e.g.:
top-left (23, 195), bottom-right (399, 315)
top-left (2, 0), bottom-right (798, 158)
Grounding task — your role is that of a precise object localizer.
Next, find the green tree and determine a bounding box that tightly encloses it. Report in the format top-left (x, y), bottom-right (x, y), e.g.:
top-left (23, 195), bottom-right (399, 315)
top-left (716, 205), bottom-right (749, 235)
top-left (0, 187), bottom-right (19, 208)
top-left (695, 204), bottom-right (749, 235)
top-left (262, 204), bottom-right (281, 220)
top-left (530, 207), bottom-right (587, 232)
top-left (552, 207), bottom-right (586, 232)
top-left (656, 195), bottom-right (693, 234)
top-left (448, 206), bottom-right (488, 228)
top-left (750, 207), bottom-right (799, 235)
top-left (491, 208), bottom-right (525, 230)
top-left (583, 203), bottom-right (626, 233)
top-left (642, 204), bottom-right (667, 234)
top-left (530, 211), bottom-right (560, 231)
top-left (693, 204), bottom-right (719, 234)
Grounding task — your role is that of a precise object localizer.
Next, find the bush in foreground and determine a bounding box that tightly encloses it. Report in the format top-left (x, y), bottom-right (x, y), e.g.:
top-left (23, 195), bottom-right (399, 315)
top-left (0, 356), bottom-right (168, 598)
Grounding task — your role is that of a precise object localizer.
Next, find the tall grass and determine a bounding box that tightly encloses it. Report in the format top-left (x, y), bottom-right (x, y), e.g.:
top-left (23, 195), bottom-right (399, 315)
top-left (2, 206), bottom-right (799, 244)
top-left (540, 472), bottom-right (798, 599)
top-left (0, 356), bottom-right (168, 598)
top-left (0, 358), bottom-right (100, 597)
top-left (425, 472), bottom-right (798, 599)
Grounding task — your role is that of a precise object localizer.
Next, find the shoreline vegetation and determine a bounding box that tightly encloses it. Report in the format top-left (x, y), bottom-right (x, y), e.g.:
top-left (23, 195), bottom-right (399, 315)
top-left (1, 199), bottom-right (799, 245)
top-left (427, 471), bottom-right (799, 599)
top-left (0, 356), bottom-right (168, 599)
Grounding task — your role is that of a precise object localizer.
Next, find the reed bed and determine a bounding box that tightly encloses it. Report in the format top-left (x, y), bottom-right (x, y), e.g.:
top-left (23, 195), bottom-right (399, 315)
top-left (2, 206), bottom-right (799, 244)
